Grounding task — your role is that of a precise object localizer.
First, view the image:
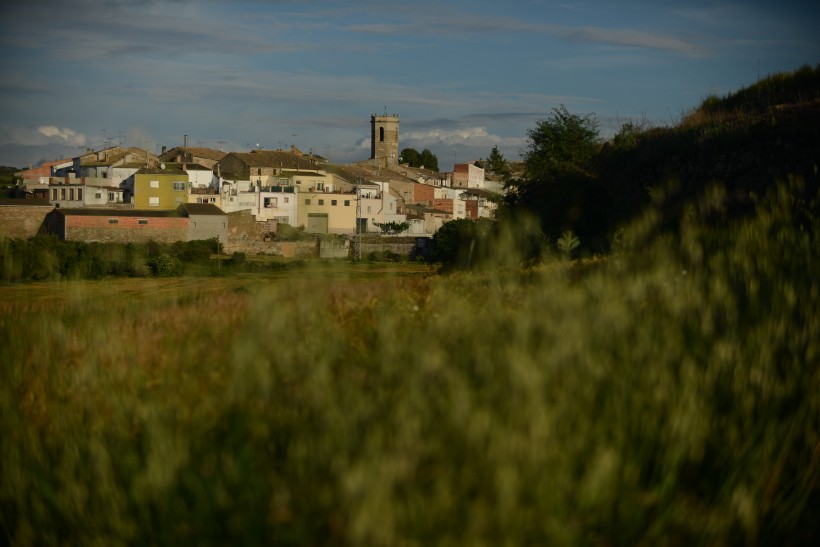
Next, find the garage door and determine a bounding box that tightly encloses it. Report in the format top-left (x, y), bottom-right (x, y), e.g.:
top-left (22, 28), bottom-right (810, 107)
top-left (307, 213), bottom-right (328, 234)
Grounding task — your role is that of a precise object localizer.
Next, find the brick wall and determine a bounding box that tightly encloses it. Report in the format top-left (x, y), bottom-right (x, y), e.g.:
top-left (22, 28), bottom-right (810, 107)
top-left (65, 216), bottom-right (189, 243)
top-left (465, 200), bottom-right (478, 219)
top-left (433, 198), bottom-right (453, 213)
top-left (415, 183), bottom-right (435, 203)
top-left (0, 205), bottom-right (53, 239)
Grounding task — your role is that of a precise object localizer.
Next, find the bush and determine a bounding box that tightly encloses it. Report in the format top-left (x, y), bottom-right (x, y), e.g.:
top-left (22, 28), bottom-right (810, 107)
top-left (274, 224), bottom-right (311, 241)
top-left (149, 253), bottom-right (182, 277)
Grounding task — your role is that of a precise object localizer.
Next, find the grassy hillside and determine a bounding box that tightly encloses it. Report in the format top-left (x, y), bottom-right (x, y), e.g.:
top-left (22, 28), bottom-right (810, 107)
top-left (1, 183), bottom-right (817, 545)
top-left (596, 64), bottom-right (820, 244)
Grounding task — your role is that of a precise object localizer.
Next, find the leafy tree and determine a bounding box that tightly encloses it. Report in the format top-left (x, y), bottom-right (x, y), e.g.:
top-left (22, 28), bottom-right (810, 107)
top-left (400, 148), bottom-right (421, 167)
top-left (375, 221), bottom-right (410, 235)
top-left (486, 145), bottom-right (510, 176)
top-left (522, 104), bottom-right (600, 182)
top-left (504, 105), bottom-right (605, 248)
top-left (400, 147), bottom-right (439, 171)
top-left (419, 148), bottom-right (439, 171)
top-left (432, 218), bottom-right (479, 267)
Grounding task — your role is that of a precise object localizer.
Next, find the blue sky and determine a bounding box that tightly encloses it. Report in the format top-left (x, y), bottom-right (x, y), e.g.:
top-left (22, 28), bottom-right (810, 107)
top-left (1, 0), bottom-right (818, 170)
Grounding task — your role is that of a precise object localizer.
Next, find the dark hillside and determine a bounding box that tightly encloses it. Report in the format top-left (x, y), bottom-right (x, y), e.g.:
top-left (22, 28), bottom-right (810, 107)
top-left (597, 64), bottom-right (820, 241)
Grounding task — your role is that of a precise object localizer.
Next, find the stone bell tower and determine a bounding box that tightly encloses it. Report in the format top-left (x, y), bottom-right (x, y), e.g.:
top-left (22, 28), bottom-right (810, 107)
top-left (370, 113), bottom-right (399, 167)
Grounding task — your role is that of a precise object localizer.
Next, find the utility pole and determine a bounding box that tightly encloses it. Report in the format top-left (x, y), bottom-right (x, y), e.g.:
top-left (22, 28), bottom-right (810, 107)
top-left (353, 179), bottom-right (362, 261)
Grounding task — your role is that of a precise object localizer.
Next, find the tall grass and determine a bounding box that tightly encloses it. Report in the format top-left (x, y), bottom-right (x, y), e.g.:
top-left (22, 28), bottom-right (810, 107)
top-left (1, 184), bottom-right (818, 545)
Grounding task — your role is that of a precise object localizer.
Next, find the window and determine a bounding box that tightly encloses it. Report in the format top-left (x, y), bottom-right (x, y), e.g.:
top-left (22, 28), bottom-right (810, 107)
top-left (367, 206), bottom-right (372, 213)
top-left (108, 192), bottom-right (115, 201)
top-left (331, 200), bottom-right (337, 206)
top-left (173, 181), bottom-right (185, 191)
top-left (69, 188), bottom-right (74, 200)
top-left (51, 189), bottom-right (57, 200)
top-left (344, 200), bottom-right (350, 206)
top-left (149, 197), bottom-right (160, 207)
top-left (108, 218), bottom-right (118, 224)
top-left (77, 189), bottom-right (82, 200)
top-left (318, 199), bottom-right (324, 206)
top-left (95, 193), bottom-right (102, 199)
top-left (304, 199), bottom-right (310, 205)
top-left (60, 188), bottom-right (66, 200)
top-left (283, 197), bottom-right (289, 204)
top-left (150, 180), bottom-right (159, 188)
top-left (138, 219), bottom-right (148, 225)
top-left (379, 127), bottom-right (384, 141)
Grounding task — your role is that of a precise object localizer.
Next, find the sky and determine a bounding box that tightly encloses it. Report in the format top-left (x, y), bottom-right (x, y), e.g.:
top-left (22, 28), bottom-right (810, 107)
top-left (1, 0), bottom-right (818, 171)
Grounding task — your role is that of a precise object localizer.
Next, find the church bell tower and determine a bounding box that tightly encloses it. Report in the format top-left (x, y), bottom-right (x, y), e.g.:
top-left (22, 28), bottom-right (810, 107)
top-left (370, 113), bottom-right (399, 167)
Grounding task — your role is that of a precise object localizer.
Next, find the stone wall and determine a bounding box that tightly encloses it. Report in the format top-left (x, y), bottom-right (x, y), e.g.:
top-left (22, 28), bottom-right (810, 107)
top-left (0, 205), bottom-right (53, 239)
top-left (361, 241), bottom-right (415, 256)
top-left (226, 210), bottom-right (264, 246)
top-left (225, 210), bottom-right (421, 258)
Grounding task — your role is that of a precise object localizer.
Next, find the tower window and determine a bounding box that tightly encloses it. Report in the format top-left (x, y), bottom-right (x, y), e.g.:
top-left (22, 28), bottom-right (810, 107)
top-left (380, 127), bottom-right (384, 142)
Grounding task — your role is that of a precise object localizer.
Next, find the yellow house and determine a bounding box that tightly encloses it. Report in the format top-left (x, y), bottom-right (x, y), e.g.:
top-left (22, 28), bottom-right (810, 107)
top-left (298, 191), bottom-right (357, 234)
top-left (133, 166), bottom-right (189, 210)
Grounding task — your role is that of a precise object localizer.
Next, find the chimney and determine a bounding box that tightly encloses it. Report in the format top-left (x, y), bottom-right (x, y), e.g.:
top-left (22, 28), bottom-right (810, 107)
top-left (184, 134), bottom-right (188, 148)
top-left (161, 145), bottom-right (167, 154)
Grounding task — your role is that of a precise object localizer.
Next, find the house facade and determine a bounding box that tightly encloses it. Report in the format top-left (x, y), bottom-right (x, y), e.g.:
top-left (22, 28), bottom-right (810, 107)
top-left (133, 167), bottom-right (189, 210)
top-left (298, 191), bottom-right (357, 234)
top-left (46, 177), bottom-right (127, 208)
top-left (452, 161), bottom-right (486, 189)
top-left (256, 186), bottom-right (298, 225)
top-left (216, 149), bottom-right (321, 184)
top-left (180, 203), bottom-right (228, 243)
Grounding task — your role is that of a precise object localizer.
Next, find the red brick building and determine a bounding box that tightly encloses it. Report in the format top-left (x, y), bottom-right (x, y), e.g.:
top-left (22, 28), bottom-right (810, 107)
top-left (46, 204), bottom-right (227, 244)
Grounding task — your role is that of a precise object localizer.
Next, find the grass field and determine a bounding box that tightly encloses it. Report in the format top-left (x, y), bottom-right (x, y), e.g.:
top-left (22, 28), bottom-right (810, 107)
top-left (1, 187), bottom-right (818, 545)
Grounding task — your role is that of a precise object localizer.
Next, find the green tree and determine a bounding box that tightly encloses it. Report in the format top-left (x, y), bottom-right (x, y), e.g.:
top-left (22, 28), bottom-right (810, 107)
top-left (400, 147), bottom-right (439, 171)
top-left (504, 105), bottom-right (604, 247)
top-left (486, 145), bottom-right (509, 176)
top-left (400, 148), bottom-right (421, 167)
top-left (522, 104), bottom-right (599, 181)
top-left (419, 148), bottom-right (439, 171)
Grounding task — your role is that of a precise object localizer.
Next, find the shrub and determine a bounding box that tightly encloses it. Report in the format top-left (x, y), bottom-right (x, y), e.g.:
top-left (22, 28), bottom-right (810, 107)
top-left (149, 253), bottom-right (182, 277)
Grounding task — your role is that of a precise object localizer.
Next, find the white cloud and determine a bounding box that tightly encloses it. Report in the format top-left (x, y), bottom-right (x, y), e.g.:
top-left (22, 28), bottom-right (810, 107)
top-left (0, 125), bottom-right (88, 147)
top-left (402, 127), bottom-right (522, 148)
top-left (37, 126), bottom-right (88, 146)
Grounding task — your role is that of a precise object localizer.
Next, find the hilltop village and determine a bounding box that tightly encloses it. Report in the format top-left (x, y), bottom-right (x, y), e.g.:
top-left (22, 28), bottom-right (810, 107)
top-left (2, 114), bottom-right (504, 254)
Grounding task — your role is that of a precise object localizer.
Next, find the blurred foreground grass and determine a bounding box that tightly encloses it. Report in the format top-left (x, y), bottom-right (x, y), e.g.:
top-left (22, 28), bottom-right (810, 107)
top-left (1, 186), bottom-right (818, 545)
